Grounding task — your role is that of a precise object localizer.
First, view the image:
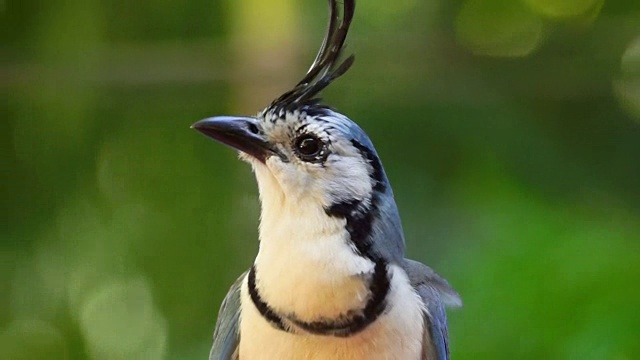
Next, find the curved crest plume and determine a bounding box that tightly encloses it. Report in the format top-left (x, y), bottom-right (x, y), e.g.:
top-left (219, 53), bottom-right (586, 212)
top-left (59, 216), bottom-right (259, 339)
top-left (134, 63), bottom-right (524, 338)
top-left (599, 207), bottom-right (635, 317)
top-left (265, 0), bottom-right (356, 115)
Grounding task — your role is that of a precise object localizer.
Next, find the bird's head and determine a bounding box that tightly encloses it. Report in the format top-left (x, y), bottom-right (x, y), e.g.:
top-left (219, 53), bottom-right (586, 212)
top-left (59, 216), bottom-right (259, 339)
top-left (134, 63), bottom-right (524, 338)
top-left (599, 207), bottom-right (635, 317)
top-left (193, 0), bottom-right (405, 260)
top-left (193, 106), bottom-right (388, 212)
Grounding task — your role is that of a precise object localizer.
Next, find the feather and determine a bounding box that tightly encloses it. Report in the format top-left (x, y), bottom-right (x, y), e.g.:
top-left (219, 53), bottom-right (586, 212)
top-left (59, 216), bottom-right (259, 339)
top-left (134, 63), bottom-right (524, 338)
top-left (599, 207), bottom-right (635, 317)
top-left (403, 259), bottom-right (462, 360)
top-left (209, 272), bottom-right (246, 360)
top-left (266, 0), bottom-right (356, 115)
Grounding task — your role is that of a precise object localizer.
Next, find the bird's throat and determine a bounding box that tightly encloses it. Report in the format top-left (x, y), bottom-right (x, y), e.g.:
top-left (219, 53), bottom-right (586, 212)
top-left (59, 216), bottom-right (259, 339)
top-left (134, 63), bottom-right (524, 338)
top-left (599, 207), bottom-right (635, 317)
top-left (251, 160), bottom-right (390, 335)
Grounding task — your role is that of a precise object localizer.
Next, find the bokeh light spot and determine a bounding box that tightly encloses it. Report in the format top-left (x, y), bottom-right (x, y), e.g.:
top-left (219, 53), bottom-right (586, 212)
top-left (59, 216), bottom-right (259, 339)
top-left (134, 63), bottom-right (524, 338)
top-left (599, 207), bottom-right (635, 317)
top-left (79, 277), bottom-right (168, 360)
top-left (614, 36), bottom-right (640, 121)
top-left (456, 0), bottom-right (546, 57)
top-left (621, 37), bottom-right (640, 76)
top-left (524, 0), bottom-right (602, 19)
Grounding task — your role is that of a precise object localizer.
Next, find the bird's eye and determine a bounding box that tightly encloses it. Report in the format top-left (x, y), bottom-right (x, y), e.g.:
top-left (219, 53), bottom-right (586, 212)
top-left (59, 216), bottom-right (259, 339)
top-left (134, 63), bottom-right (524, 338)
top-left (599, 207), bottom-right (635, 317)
top-left (294, 134), bottom-right (325, 161)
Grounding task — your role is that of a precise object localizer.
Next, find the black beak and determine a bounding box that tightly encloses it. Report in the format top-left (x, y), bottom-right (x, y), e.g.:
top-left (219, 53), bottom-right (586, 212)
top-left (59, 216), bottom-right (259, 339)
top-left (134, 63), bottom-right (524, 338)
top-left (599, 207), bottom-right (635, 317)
top-left (192, 116), bottom-right (273, 163)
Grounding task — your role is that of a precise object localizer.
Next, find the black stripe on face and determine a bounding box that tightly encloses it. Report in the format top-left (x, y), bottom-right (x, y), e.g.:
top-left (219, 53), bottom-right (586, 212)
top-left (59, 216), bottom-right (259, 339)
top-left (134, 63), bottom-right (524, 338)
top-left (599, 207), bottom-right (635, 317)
top-left (284, 258), bottom-right (390, 337)
top-left (247, 266), bottom-right (289, 332)
top-left (350, 140), bottom-right (386, 193)
top-left (325, 198), bottom-right (375, 259)
top-left (324, 140), bottom-right (386, 260)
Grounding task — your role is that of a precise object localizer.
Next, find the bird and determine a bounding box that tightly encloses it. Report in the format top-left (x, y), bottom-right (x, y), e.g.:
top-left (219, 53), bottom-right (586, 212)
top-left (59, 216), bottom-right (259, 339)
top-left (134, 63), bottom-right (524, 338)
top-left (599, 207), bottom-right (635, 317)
top-left (192, 0), bottom-right (461, 359)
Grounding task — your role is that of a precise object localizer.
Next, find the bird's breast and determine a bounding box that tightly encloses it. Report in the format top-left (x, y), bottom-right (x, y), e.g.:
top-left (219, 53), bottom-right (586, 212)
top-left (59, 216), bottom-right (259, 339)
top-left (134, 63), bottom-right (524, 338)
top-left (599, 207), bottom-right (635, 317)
top-left (246, 190), bottom-right (424, 358)
top-left (239, 264), bottom-right (425, 360)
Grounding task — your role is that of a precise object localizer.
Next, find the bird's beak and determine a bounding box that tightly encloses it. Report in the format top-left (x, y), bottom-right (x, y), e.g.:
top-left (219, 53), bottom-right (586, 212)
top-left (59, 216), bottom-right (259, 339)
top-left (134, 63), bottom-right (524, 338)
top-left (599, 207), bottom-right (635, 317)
top-left (192, 116), bottom-right (274, 163)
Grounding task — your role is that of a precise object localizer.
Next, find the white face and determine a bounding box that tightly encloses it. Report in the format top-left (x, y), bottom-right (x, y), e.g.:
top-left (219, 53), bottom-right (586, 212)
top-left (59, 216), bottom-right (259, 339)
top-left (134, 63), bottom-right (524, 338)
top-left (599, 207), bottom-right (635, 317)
top-left (241, 111), bottom-right (375, 211)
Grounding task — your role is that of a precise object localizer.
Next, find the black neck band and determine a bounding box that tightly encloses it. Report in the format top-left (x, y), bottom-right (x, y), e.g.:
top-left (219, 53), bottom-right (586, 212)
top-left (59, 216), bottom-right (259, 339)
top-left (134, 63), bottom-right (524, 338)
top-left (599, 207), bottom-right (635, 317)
top-left (247, 265), bottom-right (288, 332)
top-left (247, 260), bottom-right (390, 337)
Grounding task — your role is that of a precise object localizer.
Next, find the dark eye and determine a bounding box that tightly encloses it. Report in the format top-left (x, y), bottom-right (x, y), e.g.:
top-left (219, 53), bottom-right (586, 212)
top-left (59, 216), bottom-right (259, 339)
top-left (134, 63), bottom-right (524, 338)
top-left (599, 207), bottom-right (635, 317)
top-left (294, 134), bottom-right (325, 161)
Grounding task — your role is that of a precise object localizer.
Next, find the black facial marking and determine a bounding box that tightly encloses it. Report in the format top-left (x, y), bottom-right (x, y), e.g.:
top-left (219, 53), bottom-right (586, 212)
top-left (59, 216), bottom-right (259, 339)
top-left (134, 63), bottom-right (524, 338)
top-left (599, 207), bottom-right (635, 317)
top-left (350, 140), bottom-right (386, 193)
top-left (325, 198), bottom-right (375, 259)
top-left (324, 140), bottom-right (387, 260)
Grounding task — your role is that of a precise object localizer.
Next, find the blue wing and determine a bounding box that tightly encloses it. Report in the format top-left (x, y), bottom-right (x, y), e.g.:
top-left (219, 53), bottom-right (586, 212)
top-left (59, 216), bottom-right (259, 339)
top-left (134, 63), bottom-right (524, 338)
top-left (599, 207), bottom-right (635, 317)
top-left (418, 283), bottom-right (453, 360)
top-left (403, 259), bottom-right (461, 360)
top-left (209, 272), bottom-right (246, 360)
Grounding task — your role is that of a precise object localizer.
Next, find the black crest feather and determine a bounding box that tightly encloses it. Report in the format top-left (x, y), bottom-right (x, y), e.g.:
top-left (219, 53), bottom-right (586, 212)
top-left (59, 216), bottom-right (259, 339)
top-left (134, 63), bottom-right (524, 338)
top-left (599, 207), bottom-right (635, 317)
top-left (264, 0), bottom-right (356, 116)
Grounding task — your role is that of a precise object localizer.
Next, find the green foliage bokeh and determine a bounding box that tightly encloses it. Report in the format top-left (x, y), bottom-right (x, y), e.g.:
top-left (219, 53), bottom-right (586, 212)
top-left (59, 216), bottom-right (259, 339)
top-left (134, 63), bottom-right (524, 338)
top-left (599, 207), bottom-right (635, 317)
top-left (2, 0), bottom-right (639, 359)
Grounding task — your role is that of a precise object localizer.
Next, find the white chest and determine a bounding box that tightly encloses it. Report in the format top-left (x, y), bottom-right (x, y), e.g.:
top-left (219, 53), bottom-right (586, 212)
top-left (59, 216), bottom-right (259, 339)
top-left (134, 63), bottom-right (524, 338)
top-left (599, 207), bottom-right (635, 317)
top-left (240, 164), bottom-right (425, 358)
top-left (254, 189), bottom-right (381, 319)
top-left (238, 264), bottom-right (425, 360)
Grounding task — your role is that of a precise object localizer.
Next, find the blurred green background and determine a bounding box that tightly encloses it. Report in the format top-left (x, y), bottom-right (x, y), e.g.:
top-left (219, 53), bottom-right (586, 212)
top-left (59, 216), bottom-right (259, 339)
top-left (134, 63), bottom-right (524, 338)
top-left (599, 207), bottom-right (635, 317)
top-left (3, 0), bottom-right (640, 359)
